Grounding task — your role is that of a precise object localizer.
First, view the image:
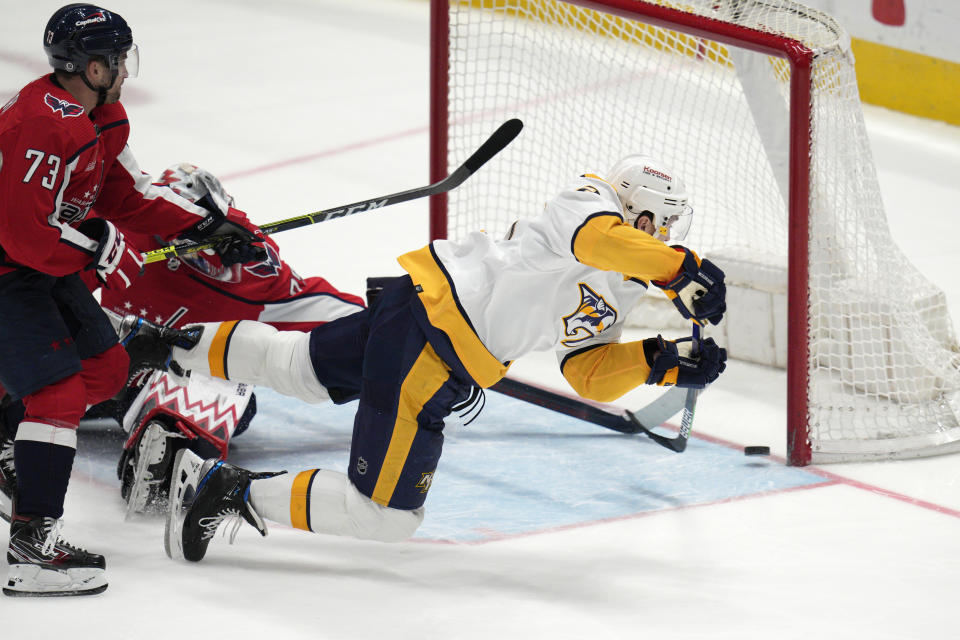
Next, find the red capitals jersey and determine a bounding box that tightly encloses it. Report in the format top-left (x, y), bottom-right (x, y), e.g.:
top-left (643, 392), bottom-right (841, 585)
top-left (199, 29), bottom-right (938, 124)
top-left (99, 209), bottom-right (366, 331)
top-left (0, 75), bottom-right (207, 277)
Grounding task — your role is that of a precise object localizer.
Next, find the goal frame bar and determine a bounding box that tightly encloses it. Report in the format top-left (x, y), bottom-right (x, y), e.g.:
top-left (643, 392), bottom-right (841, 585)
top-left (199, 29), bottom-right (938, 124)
top-left (428, 0), bottom-right (815, 465)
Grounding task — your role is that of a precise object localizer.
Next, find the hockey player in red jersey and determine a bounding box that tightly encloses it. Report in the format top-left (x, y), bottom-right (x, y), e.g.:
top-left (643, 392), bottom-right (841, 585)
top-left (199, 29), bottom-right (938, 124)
top-left (146, 155), bottom-right (728, 561)
top-left (0, 4), bottom-right (265, 597)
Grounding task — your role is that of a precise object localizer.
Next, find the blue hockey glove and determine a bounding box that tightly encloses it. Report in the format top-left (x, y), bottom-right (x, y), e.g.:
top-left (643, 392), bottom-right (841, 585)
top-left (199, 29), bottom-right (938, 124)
top-left (643, 334), bottom-right (727, 389)
top-left (653, 247), bottom-right (726, 326)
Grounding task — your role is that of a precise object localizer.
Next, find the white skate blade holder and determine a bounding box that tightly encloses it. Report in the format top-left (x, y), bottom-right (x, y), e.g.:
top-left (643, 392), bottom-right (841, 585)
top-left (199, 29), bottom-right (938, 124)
top-left (4, 563), bottom-right (107, 597)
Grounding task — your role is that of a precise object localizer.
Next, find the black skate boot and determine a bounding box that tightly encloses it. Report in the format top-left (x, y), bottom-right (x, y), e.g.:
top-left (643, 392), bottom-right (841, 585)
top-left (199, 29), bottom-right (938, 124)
top-left (0, 433), bottom-right (14, 523)
top-left (4, 515), bottom-right (107, 597)
top-left (118, 315), bottom-right (203, 382)
top-left (165, 449), bottom-right (284, 562)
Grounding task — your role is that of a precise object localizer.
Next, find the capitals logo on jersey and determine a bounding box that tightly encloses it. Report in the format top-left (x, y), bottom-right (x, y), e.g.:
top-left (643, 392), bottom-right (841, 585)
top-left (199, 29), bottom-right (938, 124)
top-left (561, 283), bottom-right (618, 346)
top-left (243, 242), bottom-right (281, 279)
top-left (44, 93), bottom-right (84, 118)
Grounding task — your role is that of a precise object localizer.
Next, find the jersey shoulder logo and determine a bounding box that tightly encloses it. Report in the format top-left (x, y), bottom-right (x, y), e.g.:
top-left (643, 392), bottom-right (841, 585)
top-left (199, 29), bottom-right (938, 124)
top-left (561, 282), bottom-right (618, 346)
top-left (44, 93), bottom-right (84, 118)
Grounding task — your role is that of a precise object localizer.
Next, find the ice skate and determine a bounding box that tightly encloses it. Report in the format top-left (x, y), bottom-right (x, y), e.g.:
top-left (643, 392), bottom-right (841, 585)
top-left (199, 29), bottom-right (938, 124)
top-left (120, 420), bottom-right (187, 518)
top-left (4, 515), bottom-right (106, 597)
top-left (165, 449), bottom-right (283, 562)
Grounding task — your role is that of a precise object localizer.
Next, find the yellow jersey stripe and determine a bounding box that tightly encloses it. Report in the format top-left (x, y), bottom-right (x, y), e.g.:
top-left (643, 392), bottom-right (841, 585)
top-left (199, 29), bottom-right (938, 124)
top-left (397, 245), bottom-right (509, 388)
top-left (560, 341), bottom-right (663, 401)
top-left (371, 343), bottom-right (449, 506)
top-left (208, 320), bottom-right (239, 379)
top-left (571, 215), bottom-right (683, 282)
top-left (290, 469), bottom-right (318, 532)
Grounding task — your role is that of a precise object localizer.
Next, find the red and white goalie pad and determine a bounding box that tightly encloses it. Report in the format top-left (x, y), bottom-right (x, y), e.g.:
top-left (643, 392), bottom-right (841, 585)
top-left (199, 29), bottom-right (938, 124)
top-left (121, 370), bottom-right (255, 460)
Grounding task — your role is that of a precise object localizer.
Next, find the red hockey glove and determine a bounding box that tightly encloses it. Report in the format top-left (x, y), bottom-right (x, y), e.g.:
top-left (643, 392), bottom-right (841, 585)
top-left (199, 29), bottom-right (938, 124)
top-left (653, 247), bottom-right (726, 326)
top-left (79, 219), bottom-right (145, 291)
top-left (642, 334), bottom-right (727, 389)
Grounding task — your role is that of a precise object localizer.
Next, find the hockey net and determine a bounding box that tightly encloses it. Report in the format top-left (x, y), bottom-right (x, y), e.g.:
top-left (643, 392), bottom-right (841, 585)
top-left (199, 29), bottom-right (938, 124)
top-left (429, 0), bottom-right (960, 465)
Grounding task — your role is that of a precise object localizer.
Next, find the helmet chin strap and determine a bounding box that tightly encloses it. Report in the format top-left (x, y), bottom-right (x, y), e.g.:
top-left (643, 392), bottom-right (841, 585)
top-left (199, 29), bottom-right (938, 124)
top-left (80, 68), bottom-right (115, 107)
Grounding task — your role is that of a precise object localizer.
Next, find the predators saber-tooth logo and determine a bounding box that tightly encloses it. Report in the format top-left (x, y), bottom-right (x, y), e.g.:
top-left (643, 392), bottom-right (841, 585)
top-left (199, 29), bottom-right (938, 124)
top-left (561, 283), bottom-right (617, 346)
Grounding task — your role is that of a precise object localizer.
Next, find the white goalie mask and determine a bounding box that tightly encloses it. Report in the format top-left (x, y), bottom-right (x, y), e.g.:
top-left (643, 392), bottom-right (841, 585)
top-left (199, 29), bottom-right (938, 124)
top-left (156, 162), bottom-right (235, 211)
top-left (154, 163), bottom-right (241, 283)
top-left (607, 155), bottom-right (693, 242)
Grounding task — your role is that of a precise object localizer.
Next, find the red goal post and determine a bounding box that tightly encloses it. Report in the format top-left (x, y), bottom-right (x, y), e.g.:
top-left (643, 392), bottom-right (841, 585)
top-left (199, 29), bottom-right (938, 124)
top-left (428, 0), bottom-right (960, 465)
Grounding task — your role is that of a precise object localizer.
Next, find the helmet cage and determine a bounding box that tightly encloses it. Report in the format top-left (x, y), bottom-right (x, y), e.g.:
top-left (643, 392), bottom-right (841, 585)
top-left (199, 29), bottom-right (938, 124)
top-left (623, 188), bottom-right (693, 242)
top-left (153, 163), bottom-right (241, 283)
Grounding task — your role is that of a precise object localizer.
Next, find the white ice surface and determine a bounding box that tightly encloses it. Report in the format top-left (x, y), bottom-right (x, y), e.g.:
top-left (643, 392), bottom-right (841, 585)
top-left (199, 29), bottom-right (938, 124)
top-left (2, 1), bottom-right (960, 638)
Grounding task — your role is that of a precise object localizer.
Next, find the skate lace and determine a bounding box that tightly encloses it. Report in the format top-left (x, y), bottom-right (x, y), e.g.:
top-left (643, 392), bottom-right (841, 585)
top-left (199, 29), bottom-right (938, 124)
top-left (39, 518), bottom-right (90, 556)
top-left (199, 508), bottom-right (244, 544)
top-left (40, 518), bottom-right (64, 556)
top-left (0, 438), bottom-right (13, 471)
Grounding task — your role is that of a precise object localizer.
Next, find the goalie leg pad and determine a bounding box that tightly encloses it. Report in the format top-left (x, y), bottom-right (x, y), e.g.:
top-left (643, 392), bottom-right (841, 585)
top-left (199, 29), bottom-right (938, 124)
top-left (173, 321), bottom-right (329, 404)
top-left (249, 469), bottom-right (423, 543)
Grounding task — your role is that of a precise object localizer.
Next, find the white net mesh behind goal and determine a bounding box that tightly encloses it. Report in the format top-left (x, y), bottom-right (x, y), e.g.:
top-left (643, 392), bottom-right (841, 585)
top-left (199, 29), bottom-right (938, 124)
top-left (437, 0), bottom-right (960, 463)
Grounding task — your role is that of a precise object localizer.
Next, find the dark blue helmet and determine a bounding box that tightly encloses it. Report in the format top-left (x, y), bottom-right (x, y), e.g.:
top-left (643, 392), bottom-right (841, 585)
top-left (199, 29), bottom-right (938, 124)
top-left (43, 4), bottom-right (134, 75)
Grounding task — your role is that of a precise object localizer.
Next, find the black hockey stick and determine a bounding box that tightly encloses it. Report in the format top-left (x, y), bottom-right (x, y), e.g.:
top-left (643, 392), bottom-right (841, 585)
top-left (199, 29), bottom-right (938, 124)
top-left (143, 118), bottom-right (525, 264)
top-left (625, 324), bottom-right (701, 452)
top-left (490, 377), bottom-right (686, 439)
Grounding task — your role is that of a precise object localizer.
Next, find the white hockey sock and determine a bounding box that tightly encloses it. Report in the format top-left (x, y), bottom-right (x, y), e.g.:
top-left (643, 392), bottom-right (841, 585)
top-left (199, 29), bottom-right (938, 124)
top-left (172, 320), bottom-right (329, 404)
top-left (249, 469), bottom-right (424, 543)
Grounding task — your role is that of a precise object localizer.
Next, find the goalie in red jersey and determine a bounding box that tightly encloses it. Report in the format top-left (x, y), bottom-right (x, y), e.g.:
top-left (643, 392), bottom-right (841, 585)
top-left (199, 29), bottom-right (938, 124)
top-left (91, 163), bottom-right (366, 520)
top-left (99, 163), bottom-right (365, 332)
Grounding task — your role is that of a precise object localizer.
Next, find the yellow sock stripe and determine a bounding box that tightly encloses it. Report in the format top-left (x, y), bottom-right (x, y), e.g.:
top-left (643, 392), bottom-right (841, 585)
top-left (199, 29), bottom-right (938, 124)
top-left (207, 320), bottom-right (239, 379)
top-left (289, 469), bottom-right (318, 532)
top-left (371, 343), bottom-right (449, 506)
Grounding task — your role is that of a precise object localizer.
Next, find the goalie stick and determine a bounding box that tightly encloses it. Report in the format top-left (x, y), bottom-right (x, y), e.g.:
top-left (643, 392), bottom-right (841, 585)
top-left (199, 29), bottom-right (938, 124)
top-left (143, 118), bottom-right (525, 264)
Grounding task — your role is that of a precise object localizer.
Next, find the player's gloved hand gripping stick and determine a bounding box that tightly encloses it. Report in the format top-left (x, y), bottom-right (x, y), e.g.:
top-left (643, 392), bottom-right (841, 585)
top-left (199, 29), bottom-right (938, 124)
top-left (627, 324), bottom-right (703, 452)
top-left (142, 119), bottom-right (525, 264)
top-left (490, 325), bottom-right (717, 453)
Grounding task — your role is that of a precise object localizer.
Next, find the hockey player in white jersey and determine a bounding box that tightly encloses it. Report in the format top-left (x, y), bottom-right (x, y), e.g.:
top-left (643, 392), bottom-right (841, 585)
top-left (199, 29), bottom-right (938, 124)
top-left (154, 155), bottom-right (728, 561)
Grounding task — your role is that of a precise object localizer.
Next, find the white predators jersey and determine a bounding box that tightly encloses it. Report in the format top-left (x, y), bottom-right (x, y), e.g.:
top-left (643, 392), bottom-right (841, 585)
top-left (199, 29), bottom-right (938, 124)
top-left (399, 173), bottom-right (683, 392)
top-left (432, 178), bottom-right (648, 363)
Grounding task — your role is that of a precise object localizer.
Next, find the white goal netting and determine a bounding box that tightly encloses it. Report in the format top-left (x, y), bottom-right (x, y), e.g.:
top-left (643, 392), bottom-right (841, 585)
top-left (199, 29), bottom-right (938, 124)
top-left (436, 0), bottom-right (960, 463)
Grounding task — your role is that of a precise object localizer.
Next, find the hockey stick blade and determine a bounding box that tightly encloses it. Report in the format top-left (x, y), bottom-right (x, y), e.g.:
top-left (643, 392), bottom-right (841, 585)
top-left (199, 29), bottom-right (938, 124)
top-left (143, 118), bottom-right (524, 264)
top-left (625, 388), bottom-right (696, 453)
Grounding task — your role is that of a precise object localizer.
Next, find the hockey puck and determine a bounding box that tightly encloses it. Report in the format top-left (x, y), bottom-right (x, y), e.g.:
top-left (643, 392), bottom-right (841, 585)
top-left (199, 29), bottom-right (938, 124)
top-left (744, 446), bottom-right (771, 456)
